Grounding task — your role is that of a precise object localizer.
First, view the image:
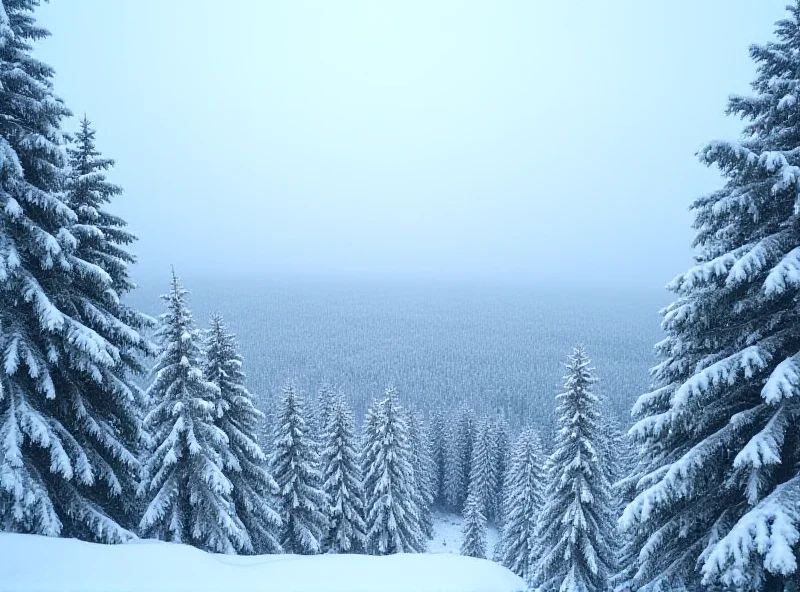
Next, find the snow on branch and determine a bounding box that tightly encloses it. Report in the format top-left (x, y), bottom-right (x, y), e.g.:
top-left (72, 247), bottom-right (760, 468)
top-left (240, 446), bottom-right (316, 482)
top-left (701, 475), bottom-right (800, 588)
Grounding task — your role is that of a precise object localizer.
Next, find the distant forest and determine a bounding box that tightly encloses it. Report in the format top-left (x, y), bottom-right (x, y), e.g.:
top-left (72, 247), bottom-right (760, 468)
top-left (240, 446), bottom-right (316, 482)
top-left (128, 277), bottom-right (664, 433)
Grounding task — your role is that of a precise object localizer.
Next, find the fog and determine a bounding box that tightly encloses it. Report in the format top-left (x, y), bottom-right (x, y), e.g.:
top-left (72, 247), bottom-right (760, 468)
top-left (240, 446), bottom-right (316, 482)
top-left (35, 0), bottom-right (784, 289)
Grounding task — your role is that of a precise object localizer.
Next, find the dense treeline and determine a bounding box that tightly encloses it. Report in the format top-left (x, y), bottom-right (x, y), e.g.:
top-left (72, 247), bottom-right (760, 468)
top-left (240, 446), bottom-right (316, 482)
top-left (2, 1), bottom-right (800, 591)
top-left (127, 279), bottom-right (660, 433)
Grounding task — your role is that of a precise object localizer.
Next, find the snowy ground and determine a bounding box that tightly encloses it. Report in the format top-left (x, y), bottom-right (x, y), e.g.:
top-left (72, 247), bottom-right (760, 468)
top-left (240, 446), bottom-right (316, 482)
top-left (428, 510), bottom-right (500, 556)
top-left (0, 530), bottom-right (524, 592)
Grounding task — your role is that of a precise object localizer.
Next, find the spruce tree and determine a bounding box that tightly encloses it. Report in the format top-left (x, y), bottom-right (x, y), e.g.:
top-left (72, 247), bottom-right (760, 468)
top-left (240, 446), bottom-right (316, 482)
top-left (621, 5), bottom-right (800, 590)
top-left (408, 407), bottom-right (435, 539)
top-left (443, 424), bottom-right (463, 510)
top-left (139, 272), bottom-right (246, 553)
top-left (0, 2), bottom-right (150, 542)
top-left (66, 116), bottom-right (136, 291)
top-left (428, 409), bottom-right (448, 506)
top-left (613, 433), bottom-right (643, 592)
top-left (321, 392), bottom-right (366, 553)
top-left (498, 428), bottom-right (545, 581)
top-left (533, 347), bottom-right (615, 592)
top-left (315, 384), bottom-right (336, 431)
top-left (203, 314), bottom-right (281, 554)
top-left (449, 408), bottom-right (476, 511)
top-left (493, 413), bottom-right (511, 524)
top-left (362, 388), bottom-right (425, 555)
top-left (467, 417), bottom-right (498, 523)
top-left (600, 415), bottom-right (629, 584)
top-left (461, 492), bottom-right (487, 559)
top-left (271, 381), bottom-right (328, 555)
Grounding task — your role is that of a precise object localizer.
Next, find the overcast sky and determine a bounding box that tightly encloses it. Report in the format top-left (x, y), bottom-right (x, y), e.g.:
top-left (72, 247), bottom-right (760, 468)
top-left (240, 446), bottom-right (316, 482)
top-left (35, 0), bottom-right (786, 289)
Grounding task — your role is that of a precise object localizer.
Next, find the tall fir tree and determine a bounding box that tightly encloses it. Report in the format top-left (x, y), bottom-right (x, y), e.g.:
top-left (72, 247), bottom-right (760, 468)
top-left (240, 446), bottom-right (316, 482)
top-left (461, 491), bottom-right (487, 559)
top-left (622, 5), bottom-right (800, 590)
top-left (320, 392), bottom-right (366, 553)
top-left (203, 314), bottom-right (281, 554)
top-left (533, 347), bottom-right (615, 592)
top-left (493, 413), bottom-right (511, 524)
top-left (600, 415), bottom-right (630, 586)
top-left (314, 384), bottom-right (335, 441)
top-left (428, 409), bottom-right (448, 507)
top-left (271, 381), bottom-right (328, 555)
top-left (362, 388), bottom-right (426, 555)
top-left (407, 407), bottom-right (435, 539)
top-left (498, 428), bottom-right (546, 581)
top-left (0, 2), bottom-right (151, 542)
top-left (451, 408), bottom-right (476, 511)
top-left (467, 416), bottom-right (498, 523)
top-left (66, 116), bottom-right (135, 291)
top-left (138, 272), bottom-right (247, 553)
top-left (443, 423), bottom-right (463, 510)
top-left (614, 433), bottom-right (646, 592)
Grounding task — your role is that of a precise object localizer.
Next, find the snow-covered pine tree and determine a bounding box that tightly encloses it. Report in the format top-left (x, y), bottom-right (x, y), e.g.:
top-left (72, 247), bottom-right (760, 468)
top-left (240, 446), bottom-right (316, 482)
top-left (453, 408), bottom-right (476, 511)
top-left (203, 314), bottom-right (281, 554)
top-left (467, 417), bottom-right (497, 523)
top-left (66, 116), bottom-right (135, 291)
top-left (271, 381), bottom-right (328, 555)
top-left (139, 272), bottom-right (247, 553)
top-left (362, 388), bottom-right (425, 555)
top-left (320, 392), bottom-right (366, 553)
top-left (314, 384), bottom-right (335, 439)
top-left (613, 432), bottom-right (644, 592)
top-left (533, 347), bottom-right (615, 592)
top-left (600, 415), bottom-right (629, 581)
top-left (407, 407), bottom-right (434, 539)
top-left (443, 424), bottom-right (463, 510)
top-left (460, 491), bottom-right (487, 559)
top-left (65, 116), bottom-right (154, 498)
top-left (428, 409), bottom-right (448, 507)
top-left (0, 2), bottom-right (151, 542)
top-left (497, 428), bottom-right (545, 581)
top-left (493, 413), bottom-right (511, 524)
top-left (621, 5), bottom-right (800, 590)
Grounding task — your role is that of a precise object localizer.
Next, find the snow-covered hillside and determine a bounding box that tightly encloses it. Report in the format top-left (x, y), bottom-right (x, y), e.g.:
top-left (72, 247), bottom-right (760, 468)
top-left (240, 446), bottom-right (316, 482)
top-left (0, 533), bottom-right (525, 592)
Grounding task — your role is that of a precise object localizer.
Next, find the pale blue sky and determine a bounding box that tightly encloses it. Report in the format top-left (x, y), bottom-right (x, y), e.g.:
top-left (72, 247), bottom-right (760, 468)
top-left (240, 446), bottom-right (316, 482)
top-left (36, 1), bottom-right (786, 288)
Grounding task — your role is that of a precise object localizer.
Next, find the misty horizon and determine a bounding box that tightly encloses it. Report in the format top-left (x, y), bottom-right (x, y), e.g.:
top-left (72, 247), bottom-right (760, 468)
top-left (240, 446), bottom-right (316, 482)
top-left (33, 0), bottom-right (787, 290)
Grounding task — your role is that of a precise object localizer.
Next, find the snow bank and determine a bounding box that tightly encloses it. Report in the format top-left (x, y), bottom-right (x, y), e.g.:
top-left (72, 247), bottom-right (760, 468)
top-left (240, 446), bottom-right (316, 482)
top-left (0, 533), bottom-right (525, 592)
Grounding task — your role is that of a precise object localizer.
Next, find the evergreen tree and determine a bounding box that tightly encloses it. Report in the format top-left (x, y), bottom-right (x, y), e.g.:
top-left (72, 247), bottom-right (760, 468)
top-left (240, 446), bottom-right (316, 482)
top-left (428, 409), bottom-right (448, 507)
top-left (443, 423), bottom-right (463, 510)
top-left (271, 381), bottom-right (328, 555)
top-left (498, 428), bottom-right (545, 581)
top-left (451, 408), bottom-right (476, 511)
top-left (314, 384), bottom-right (336, 439)
top-left (407, 407), bottom-right (434, 539)
top-left (600, 415), bottom-right (630, 585)
top-left (493, 413), bottom-right (511, 524)
top-left (321, 392), bottom-right (366, 553)
top-left (467, 417), bottom-right (497, 523)
top-left (0, 3), bottom-right (151, 542)
top-left (614, 435), bottom-right (646, 592)
top-left (66, 116), bottom-right (136, 292)
top-left (362, 388), bottom-right (425, 555)
top-left (461, 492), bottom-right (487, 559)
top-left (139, 272), bottom-right (246, 553)
top-left (533, 347), bottom-right (615, 592)
top-left (203, 314), bottom-right (281, 554)
top-left (65, 116), bottom-right (155, 536)
top-left (621, 5), bottom-right (800, 590)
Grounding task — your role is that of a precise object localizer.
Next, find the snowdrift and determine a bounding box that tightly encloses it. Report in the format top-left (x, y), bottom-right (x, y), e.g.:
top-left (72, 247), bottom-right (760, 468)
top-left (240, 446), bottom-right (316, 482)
top-left (0, 533), bottom-right (525, 592)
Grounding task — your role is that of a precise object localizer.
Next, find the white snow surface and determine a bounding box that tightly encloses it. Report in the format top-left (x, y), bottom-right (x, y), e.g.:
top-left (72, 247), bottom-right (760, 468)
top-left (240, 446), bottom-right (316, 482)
top-left (0, 532), bottom-right (524, 592)
top-left (428, 510), bottom-right (500, 555)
